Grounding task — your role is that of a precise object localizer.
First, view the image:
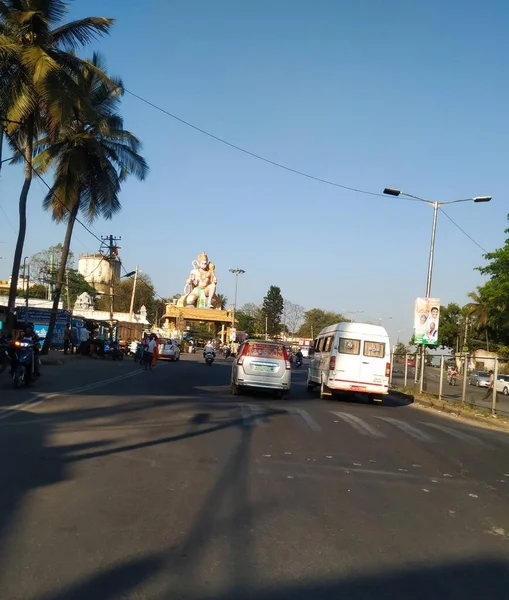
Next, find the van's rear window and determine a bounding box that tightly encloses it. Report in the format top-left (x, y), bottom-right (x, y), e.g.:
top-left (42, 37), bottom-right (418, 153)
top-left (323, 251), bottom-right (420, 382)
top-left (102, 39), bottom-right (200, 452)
top-left (338, 338), bottom-right (360, 355)
top-left (247, 344), bottom-right (284, 359)
top-left (363, 341), bottom-right (385, 357)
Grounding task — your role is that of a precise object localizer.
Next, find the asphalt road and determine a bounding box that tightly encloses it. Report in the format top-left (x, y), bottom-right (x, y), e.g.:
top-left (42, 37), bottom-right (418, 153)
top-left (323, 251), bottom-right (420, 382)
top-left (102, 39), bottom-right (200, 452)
top-left (1, 355), bottom-right (509, 599)
top-left (391, 364), bottom-right (509, 416)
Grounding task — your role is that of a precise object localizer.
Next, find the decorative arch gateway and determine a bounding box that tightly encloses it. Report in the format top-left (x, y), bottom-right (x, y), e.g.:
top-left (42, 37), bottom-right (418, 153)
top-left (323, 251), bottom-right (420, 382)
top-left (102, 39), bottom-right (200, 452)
top-left (161, 252), bottom-right (235, 343)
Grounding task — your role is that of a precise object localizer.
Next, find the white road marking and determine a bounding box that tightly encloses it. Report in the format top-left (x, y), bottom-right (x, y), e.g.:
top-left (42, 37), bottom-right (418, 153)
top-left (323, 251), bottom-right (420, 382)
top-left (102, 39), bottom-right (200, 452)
top-left (421, 422), bottom-right (490, 447)
top-left (289, 407), bottom-right (321, 431)
top-left (0, 369), bottom-right (143, 420)
top-left (331, 411), bottom-right (385, 438)
top-left (375, 416), bottom-right (434, 442)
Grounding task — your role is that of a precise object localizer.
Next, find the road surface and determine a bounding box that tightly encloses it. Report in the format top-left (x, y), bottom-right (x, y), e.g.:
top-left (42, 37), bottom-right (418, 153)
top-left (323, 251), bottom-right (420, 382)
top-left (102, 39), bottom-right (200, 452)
top-left (1, 355), bottom-right (509, 599)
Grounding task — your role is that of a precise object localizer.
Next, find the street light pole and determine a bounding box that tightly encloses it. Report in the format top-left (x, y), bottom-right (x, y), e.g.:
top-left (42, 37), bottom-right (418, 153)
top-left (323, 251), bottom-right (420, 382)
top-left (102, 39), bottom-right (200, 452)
top-left (343, 309), bottom-right (364, 322)
top-left (128, 266), bottom-right (139, 323)
top-left (383, 188), bottom-right (491, 393)
top-left (229, 268), bottom-right (245, 342)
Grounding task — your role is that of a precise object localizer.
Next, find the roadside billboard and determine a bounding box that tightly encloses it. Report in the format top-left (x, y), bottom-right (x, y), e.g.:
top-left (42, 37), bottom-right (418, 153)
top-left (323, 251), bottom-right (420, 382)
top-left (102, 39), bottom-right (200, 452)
top-left (413, 298), bottom-right (440, 345)
top-left (16, 307), bottom-right (71, 348)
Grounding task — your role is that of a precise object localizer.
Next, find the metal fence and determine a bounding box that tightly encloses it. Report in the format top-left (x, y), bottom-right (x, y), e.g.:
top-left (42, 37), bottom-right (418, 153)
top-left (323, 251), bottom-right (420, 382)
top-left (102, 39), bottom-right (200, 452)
top-left (390, 352), bottom-right (509, 417)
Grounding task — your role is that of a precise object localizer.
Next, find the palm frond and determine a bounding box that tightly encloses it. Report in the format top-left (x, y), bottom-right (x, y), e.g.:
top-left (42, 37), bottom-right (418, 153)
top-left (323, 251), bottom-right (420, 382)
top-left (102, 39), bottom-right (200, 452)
top-left (51, 16), bottom-right (114, 50)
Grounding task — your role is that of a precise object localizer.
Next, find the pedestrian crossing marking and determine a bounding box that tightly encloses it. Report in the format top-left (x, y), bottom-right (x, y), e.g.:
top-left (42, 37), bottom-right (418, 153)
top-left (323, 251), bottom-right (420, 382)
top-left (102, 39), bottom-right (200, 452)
top-left (421, 422), bottom-right (489, 447)
top-left (375, 416), bottom-right (434, 442)
top-left (288, 407), bottom-right (322, 431)
top-left (330, 411), bottom-right (385, 438)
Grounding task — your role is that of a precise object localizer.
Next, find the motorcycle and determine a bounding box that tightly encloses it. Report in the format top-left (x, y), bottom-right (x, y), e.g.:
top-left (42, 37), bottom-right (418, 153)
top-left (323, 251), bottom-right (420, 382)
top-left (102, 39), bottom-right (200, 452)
top-left (105, 342), bottom-right (124, 361)
top-left (204, 351), bottom-right (215, 366)
top-left (447, 373), bottom-right (457, 386)
top-left (0, 337), bottom-right (10, 375)
top-left (10, 338), bottom-right (39, 388)
top-left (295, 357), bottom-right (303, 368)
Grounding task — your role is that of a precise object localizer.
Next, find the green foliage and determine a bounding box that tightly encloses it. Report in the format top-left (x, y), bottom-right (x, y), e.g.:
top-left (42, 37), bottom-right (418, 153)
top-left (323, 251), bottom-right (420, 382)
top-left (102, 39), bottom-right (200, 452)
top-left (262, 286), bottom-right (284, 337)
top-left (297, 308), bottom-right (347, 338)
top-left (97, 273), bottom-right (156, 322)
top-left (188, 322), bottom-right (216, 343)
top-left (435, 302), bottom-right (462, 350)
top-left (66, 269), bottom-right (96, 309)
top-left (24, 284), bottom-right (48, 299)
top-left (217, 294), bottom-right (228, 310)
top-left (393, 342), bottom-right (410, 362)
top-left (29, 244), bottom-right (75, 282)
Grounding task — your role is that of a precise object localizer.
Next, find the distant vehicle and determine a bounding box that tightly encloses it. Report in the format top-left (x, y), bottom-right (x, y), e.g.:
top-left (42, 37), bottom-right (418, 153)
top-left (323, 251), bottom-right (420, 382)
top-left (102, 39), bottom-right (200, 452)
top-left (468, 370), bottom-right (490, 387)
top-left (407, 358), bottom-right (416, 367)
top-left (307, 322), bottom-right (390, 403)
top-left (159, 339), bottom-right (180, 361)
top-left (496, 375), bottom-right (509, 395)
top-left (231, 340), bottom-right (291, 398)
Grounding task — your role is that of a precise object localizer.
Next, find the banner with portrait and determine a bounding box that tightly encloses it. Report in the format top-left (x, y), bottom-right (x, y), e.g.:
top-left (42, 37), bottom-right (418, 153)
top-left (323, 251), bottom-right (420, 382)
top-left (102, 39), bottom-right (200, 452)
top-left (414, 298), bottom-right (440, 345)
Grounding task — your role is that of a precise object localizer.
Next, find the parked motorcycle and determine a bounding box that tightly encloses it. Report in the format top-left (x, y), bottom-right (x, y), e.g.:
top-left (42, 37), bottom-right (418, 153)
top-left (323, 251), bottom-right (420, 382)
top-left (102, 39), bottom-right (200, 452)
top-left (10, 338), bottom-right (39, 388)
top-left (204, 351), bottom-right (215, 366)
top-left (105, 342), bottom-right (124, 361)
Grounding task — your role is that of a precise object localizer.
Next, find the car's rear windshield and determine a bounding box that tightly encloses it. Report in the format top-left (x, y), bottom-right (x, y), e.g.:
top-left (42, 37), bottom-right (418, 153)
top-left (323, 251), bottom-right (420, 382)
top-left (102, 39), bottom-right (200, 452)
top-left (246, 343), bottom-right (284, 359)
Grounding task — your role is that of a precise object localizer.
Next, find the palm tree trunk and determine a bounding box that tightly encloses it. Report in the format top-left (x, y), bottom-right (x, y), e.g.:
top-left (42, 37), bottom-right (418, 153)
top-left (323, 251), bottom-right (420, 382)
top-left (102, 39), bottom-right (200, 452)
top-left (6, 119), bottom-right (34, 330)
top-left (486, 330), bottom-right (490, 353)
top-left (42, 202), bottom-right (80, 354)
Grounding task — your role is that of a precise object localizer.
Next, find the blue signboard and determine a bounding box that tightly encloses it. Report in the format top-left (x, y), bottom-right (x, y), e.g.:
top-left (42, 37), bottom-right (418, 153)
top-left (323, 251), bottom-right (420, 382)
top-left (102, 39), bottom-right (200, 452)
top-left (16, 307), bottom-right (70, 324)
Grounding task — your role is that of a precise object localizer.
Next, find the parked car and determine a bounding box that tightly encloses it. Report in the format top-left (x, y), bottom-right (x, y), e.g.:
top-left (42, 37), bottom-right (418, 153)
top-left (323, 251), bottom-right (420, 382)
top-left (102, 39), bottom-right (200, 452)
top-left (231, 340), bottom-right (291, 398)
top-left (468, 370), bottom-right (490, 387)
top-left (159, 339), bottom-right (180, 361)
top-left (496, 375), bottom-right (509, 396)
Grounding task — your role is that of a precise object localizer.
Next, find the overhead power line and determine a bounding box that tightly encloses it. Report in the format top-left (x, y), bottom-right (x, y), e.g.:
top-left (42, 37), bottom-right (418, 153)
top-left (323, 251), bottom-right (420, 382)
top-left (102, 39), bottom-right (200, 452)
top-left (126, 89), bottom-right (490, 253)
top-left (125, 89), bottom-right (386, 199)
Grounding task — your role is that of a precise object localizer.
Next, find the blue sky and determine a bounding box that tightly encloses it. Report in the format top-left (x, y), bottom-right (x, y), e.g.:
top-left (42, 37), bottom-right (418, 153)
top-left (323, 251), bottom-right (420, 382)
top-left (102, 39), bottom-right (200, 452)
top-left (0, 0), bottom-right (507, 343)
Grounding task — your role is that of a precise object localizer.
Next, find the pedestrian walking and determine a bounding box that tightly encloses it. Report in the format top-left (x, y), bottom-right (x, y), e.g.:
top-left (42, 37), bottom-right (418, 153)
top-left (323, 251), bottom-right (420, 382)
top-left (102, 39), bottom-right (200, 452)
top-left (139, 332), bottom-right (149, 364)
top-left (63, 323), bottom-right (71, 355)
top-left (143, 334), bottom-right (157, 370)
top-left (151, 334), bottom-right (159, 368)
top-left (483, 370), bottom-right (495, 400)
top-left (71, 324), bottom-right (79, 354)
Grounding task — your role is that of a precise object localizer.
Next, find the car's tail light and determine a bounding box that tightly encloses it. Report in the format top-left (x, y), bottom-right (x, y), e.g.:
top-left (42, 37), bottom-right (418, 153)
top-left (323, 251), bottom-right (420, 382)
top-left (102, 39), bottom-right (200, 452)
top-left (329, 355), bottom-right (336, 371)
top-left (14, 341), bottom-right (20, 347)
top-left (282, 347), bottom-right (291, 370)
top-left (237, 343), bottom-right (250, 365)
top-left (386, 362), bottom-right (391, 377)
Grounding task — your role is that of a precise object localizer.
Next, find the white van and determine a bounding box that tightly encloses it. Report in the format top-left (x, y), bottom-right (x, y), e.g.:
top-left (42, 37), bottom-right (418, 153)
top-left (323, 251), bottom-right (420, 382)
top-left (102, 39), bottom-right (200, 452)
top-left (307, 322), bottom-right (390, 402)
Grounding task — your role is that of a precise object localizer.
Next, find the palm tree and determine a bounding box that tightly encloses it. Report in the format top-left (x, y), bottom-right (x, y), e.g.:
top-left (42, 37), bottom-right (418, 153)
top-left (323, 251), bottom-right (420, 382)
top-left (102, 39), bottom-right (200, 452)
top-left (217, 293), bottom-right (228, 310)
top-left (0, 0), bottom-right (114, 324)
top-left (34, 53), bottom-right (148, 351)
top-left (466, 290), bottom-right (492, 351)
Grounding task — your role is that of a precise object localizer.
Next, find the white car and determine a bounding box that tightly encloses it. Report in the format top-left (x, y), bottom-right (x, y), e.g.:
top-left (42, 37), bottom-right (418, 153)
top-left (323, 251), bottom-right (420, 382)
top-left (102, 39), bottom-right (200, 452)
top-left (496, 375), bottom-right (509, 396)
top-left (158, 339), bottom-right (181, 361)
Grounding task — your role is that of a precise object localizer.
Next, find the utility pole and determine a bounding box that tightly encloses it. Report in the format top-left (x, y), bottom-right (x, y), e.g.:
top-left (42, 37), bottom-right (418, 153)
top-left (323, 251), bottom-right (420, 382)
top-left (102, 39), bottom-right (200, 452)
top-left (101, 235), bottom-right (121, 340)
top-left (228, 268), bottom-right (245, 342)
top-left (24, 261), bottom-right (30, 310)
top-left (129, 265), bottom-right (139, 323)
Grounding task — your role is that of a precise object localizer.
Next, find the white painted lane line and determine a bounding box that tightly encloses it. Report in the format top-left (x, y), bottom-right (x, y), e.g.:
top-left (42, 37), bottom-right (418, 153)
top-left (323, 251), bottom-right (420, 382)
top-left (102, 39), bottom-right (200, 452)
top-left (0, 369), bottom-right (144, 420)
top-left (289, 407), bottom-right (321, 431)
top-left (331, 411), bottom-right (385, 438)
top-left (376, 417), bottom-right (434, 442)
top-left (422, 422), bottom-right (490, 447)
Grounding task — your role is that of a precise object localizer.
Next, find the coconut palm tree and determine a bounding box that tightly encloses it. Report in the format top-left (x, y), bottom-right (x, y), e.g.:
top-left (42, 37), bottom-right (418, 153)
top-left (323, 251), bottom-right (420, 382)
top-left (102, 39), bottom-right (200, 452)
top-left (0, 0), bottom-right (114, 322)
top-left (466, 290), bottom-right (492, 351)
top-left (33, 53), bottom-right (148, 350)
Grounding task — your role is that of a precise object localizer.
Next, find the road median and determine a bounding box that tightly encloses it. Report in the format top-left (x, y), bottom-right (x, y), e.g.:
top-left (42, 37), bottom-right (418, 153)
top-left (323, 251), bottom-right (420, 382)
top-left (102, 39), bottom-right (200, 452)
top-left (391, 386), bottom-right (509, 432)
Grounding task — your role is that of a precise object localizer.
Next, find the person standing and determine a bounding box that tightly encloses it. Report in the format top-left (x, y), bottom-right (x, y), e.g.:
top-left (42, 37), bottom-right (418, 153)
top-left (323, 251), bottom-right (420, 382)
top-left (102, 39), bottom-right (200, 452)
top-left (139, 332), bottom-right (149, 364)
top-left (63, 323), bottom-right (71, 355)
top-left (71, 324), bottom-right (79, 355)
top-left (151, 334), bottom-right (159, 368)
top-left (143, 334), bottom-right (157, 370)
top-left (484, 370), bottom-right (495, 400)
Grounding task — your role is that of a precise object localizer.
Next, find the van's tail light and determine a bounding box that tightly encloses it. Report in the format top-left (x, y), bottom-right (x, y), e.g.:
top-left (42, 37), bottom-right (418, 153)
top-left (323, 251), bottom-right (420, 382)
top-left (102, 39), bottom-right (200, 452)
top-left (329, 355), bottom-right (336, 371)
top-left (237, 343), bottom-right (250, 366)
top-left (282, 347), bottom-right (291, 370)
top-left (386, 362), bottom-right (391, 377)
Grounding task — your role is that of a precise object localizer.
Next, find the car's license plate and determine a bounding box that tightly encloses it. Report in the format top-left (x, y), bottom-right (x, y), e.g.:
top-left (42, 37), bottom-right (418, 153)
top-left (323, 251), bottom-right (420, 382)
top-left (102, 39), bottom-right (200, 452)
top-left (253, 364), bottom-right (276, 372)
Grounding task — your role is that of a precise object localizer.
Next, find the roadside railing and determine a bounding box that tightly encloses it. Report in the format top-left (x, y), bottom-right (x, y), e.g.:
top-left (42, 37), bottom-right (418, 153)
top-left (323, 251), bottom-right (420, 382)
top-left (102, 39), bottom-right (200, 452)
top-left (390, 352), bottom-right (509, 417)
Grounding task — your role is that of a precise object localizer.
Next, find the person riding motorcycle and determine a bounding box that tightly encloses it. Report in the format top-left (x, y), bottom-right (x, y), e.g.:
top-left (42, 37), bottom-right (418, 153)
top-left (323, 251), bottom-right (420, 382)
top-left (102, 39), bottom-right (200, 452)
top-left (17, 322), bottom-right (41, 377)
top-left (295, 349), bottom-right (303, 361)
top-left (447, 365), bottom-right (458, 384)
top-left (203, 341), bottom-right (216, 358)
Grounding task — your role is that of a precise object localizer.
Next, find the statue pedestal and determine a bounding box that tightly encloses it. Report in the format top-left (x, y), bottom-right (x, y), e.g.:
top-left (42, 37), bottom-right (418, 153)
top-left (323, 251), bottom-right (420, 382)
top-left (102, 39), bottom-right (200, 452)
top-left (162, 304), bottom-right (234, 343)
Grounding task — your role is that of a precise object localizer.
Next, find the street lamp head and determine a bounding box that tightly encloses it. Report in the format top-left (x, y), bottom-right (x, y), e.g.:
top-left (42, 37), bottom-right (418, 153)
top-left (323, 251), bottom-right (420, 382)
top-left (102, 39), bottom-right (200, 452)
top-left (123, 270), bottom-right (136, 278)
top-left (473, 196), bottom-right (492, 203)
top-left (229, 268), bottom-right (246, 275)
top-left (383, 188), bottom-right (401, 197)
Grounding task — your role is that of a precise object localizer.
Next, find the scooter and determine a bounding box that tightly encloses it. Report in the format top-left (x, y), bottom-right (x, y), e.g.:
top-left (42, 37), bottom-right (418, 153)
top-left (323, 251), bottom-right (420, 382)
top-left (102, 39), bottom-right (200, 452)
top-left (10, 339), bottom-right (39, 388)
top-left (295, 357), bottom-right (303, 368)
top-left (204, 351), bottom-right (215, 366)
top-left (447, 373), bottom-right (457, 386)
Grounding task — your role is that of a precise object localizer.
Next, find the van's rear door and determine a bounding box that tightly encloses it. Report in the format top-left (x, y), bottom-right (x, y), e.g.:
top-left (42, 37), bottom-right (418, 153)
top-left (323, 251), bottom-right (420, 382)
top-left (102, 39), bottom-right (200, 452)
top-left (334, 336), bottom-right (362, 387)
top-left (359, 337), bottom-right (388, 389)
